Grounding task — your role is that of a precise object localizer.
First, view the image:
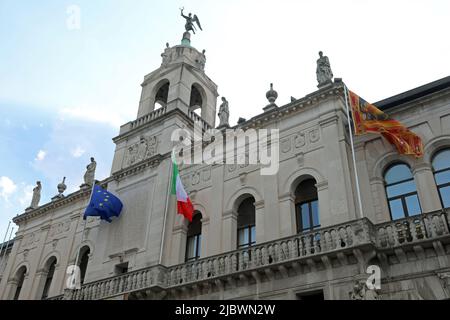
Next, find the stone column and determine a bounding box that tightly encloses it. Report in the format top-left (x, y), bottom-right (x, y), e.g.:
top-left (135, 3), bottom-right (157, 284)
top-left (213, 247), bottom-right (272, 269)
top-left (0, 234), bottom-right (23, 299)
top-left (278, 193), bottom-right (296, 237)
top-left (200, 217), bottom-right (210, 258)
top-left (316, 181), bottom-right (331, 228)
top-left (319, 112), bottom-right (356, 226)
top-left (370, 177), bottom-right (391, 223)
top-left (261, 176), bottom-right (281, 242)
top-left (208, 164), bottom-right (225, 256)
top-left (413, 163), bottom-right (442, 213)
top-left (254, 200), bottom-right (265, 245)
top-left (170, 225), bottom-right (188, 265)
top-left (222, 210), bottom-right (237, 252)
top-left (28, 224), bottom-right (51, 299)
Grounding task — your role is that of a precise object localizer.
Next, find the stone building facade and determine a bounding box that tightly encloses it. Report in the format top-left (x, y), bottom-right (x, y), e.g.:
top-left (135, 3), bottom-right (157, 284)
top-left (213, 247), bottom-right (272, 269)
top-left (1, 35), bottom-right (450, 300)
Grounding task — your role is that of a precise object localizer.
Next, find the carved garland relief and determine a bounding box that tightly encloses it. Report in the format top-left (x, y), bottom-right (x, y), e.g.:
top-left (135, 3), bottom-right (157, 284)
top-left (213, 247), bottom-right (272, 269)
top-left (123, 136), bottom-right (158, 168)
top-left (281, 126), bottom-right (321, 155)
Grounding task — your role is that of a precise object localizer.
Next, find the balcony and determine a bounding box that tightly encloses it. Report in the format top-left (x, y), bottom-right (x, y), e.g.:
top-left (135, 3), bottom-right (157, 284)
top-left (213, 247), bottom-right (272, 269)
top-left (56, 209), bottom-right (450, 300)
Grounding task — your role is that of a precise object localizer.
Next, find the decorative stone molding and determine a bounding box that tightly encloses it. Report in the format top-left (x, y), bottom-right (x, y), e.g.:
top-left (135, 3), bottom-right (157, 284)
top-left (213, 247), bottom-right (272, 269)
top-left (113, 154), bottom-right (162, 181)
top-left (237, 84), bottom-right (343, 131)
top-left (122, 135), bottom-right (158, 169)
top-left (280, 126), bottom-right (322, 157)
top-left (13, 187), bottom-right (94, 224)
top-left (315, 181), bottom-right (329, 191)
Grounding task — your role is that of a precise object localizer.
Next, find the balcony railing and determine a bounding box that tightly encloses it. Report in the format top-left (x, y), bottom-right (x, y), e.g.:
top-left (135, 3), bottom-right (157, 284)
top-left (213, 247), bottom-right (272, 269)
top-left (375, 210), bottom-right (449, 248)
top-left (60, 210), bottom-right (450, 300)
top-left (130, 106), bottom-right (167, 130)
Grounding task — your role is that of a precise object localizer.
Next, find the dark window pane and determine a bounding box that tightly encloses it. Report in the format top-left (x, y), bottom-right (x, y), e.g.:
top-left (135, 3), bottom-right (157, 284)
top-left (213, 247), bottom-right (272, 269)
top-left (250, 226), bottom-right (256, 244)
top-left (197, 234), bottom-right (202, 257)
top-left (385, 164), bottom-right (413, 184)
top-left (389, 199), bottom-right (405, 220)
top-left (301, 203), bottom-right (310, 230)
top-left (432, 149), bottom-right (450, 171)
top-left (311, 201), bottom-right (319, 227)
top-left (238, 228), bottom-right (251, 247)
top-left (186, 236), bottom-right (196, 259)
top-left (405, 195), bottom-right (421, 216)
top-left (439, 185), bottom-right (450, 208)
top-left (386, 180), bottom-right (417, 198)
top-left (435, 170), bottom-right (450, 185)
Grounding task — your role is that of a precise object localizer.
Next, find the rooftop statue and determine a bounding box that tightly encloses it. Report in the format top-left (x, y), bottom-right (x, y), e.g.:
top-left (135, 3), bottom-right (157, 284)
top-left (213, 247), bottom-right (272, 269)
top-left (218, 97), bottom-right (230, 128)
top-left (180, 7), bottom-right (202, 34)
top-left (81, 157), bottom-right (96, 188)
top-left (27, 181), bottom-right (42, 210)
top-left (316, 51), bottom-right (333, 87)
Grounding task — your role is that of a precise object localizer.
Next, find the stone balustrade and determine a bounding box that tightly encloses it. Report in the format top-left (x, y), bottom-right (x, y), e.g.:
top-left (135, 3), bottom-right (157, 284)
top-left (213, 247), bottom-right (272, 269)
top-left (54, 210), bottom-right (450, 300)
top-left (375, 210), bottom-right (450, 248)
top-left (188, 110), bottom-right (211, 131)
top-left (130, 106), bottom-right (167, 130)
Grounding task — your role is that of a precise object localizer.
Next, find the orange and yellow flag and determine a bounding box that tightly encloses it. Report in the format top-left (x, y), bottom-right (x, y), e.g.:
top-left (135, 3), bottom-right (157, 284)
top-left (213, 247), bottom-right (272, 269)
top-left (348, 90), bottom-right (423, 157)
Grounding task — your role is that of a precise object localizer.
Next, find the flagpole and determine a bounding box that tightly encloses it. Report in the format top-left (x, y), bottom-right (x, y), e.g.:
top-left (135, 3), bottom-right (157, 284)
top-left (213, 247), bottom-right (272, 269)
top-left (70, 180), bottom-right (95, 287)
top-left (0, 226), bottom-right (15, 263)
top-left (159, 151), bottom-right (174, 265)
top-left (343, 84), bottom-right (364, 219)
top-left (0, 221), bottom-right (11, 260)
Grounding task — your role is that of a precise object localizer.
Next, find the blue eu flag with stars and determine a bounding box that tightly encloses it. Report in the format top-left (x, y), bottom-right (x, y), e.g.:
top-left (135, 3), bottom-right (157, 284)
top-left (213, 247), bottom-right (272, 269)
top-left (84, 185), bottom-right (123, 223)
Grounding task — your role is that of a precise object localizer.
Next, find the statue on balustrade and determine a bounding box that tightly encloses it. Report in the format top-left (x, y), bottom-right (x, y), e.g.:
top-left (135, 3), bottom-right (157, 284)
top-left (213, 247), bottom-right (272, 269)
top-left (316, 51), bottom-right (333, 87)
top-left (27, 181), bottom-right (42, 210)
top-left (218, 97), bottom-right (230, 128)
top-left (81, 157), bottom-right (96, 188)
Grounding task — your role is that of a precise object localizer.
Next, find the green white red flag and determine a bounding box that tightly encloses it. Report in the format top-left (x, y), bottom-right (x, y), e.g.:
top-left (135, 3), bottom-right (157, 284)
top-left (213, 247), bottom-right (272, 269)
top-left (171, 151), bottom-right (194, 222)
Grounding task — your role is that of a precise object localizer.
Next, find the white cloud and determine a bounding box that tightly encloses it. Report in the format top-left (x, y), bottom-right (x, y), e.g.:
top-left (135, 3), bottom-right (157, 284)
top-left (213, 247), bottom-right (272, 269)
top-left (60, 106), bottom-right (126, 128)
top-left (0, 176), bottom-right (17, 201)
top-left (35, 150), bottom-right (46, 161)
top-left (71, 146), bottom-right (86, 158)
top-left (19, 184), bottom-right (34, 207)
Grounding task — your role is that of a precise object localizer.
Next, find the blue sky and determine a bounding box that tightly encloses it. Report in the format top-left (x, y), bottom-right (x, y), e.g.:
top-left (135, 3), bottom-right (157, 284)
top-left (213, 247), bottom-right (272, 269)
top-left (1, 0), bottom-right (450, 238)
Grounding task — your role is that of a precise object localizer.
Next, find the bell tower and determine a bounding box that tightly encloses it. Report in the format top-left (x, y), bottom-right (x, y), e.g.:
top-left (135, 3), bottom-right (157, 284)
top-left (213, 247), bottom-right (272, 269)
top-left (136, 39), bottom-right (218, 127)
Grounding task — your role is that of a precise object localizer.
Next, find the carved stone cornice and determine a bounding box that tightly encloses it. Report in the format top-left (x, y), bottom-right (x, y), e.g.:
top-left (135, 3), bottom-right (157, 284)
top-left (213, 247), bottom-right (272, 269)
top-left (13, 180), bottom-right (113, 225)
top-left (112, 154), bottom-right (163, 181)
top-left (236, 83), bottom-right (344, 131)
top-left (13, 189), bottom-right (91, 224)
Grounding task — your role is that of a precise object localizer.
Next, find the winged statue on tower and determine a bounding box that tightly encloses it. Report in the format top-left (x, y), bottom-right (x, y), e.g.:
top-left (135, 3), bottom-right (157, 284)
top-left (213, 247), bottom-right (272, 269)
top-left (180, 7), bottom-right (203, 34)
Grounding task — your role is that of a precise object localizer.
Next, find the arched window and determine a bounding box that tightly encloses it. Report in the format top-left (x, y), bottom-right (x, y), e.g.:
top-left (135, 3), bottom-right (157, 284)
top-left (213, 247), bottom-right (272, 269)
top-left (237, 197), bottom-right (256, 249)
top-left (186, 212), bottom-right (202, 262)
top-left (295, 179), bottom-right (320, 232)
top-left (154, 81), bottom-right (169, 109)
top-left (78, 246), bottom-right (91, 285)
top-left (13, 266), bottom-right (27, 300)
top-left (41, 257), bottom-right (57, 299)
top-left (189, 84), bottom-right (203, 110)
top-left (432, 149), bottom-right (450, 208)
top-left (384, 163), bottom-right (422, 220)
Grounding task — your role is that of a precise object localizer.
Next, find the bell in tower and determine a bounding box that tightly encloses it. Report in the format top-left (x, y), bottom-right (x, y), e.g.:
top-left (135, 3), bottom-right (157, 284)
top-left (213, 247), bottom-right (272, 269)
top-left (136, 9), bottom-right (218, 127)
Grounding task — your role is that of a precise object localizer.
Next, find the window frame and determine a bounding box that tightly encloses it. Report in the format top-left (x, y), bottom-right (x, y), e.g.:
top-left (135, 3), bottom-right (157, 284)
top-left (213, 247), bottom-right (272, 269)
top-left (384, 163), bottom-right (422, 220)
top-left (432, 149), bottom-right (450, 209)
top-left (185, 233), bottom-right (202, 262)
top-left (237, 224), bottom-right (256, 249)
top-left (296, 199), bottom-right (320, 233)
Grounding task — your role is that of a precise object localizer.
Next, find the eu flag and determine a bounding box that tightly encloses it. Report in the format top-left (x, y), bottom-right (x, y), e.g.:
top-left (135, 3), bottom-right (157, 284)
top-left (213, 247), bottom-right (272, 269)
top-left (84, 185), bottom-right (123, 223)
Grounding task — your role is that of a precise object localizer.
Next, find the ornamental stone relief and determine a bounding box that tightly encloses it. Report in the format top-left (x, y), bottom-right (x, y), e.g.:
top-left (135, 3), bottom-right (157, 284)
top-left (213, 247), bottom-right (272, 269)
top-left (123, 136), bottom-right (158, 168)
top-left (20, 232), bottom-right (40, 249)
top-left (280, 126), bottom-right (321, 157)
top-left (180, 166), bottom-right (212, 190)
top-left (48, 220), bottom-right (71, 239)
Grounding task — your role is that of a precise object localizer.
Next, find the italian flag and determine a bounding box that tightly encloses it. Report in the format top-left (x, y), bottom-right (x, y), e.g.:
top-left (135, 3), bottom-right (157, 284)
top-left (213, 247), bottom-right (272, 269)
top-left (171, 151), bottom-right (194, 222)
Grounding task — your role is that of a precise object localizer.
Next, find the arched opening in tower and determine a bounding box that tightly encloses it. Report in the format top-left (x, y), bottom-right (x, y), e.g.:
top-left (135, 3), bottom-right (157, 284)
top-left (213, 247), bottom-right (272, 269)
top-left (154, 81), bottom-right (169, 109)
top-left (189, 84), bottom-right (203, 115)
